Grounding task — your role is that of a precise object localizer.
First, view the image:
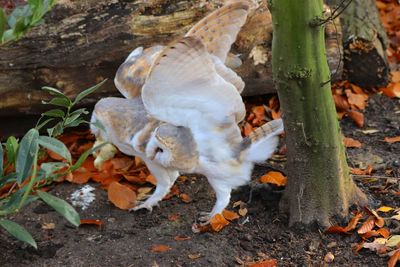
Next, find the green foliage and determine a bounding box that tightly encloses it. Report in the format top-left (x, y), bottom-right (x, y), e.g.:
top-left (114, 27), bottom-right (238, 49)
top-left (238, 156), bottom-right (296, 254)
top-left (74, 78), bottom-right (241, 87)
top-left (0, 0), bottom-right (56, 44)
top-left (38, 79), bottom-right (107, 137)
top-left (0, 80), bottom-right (106, 248)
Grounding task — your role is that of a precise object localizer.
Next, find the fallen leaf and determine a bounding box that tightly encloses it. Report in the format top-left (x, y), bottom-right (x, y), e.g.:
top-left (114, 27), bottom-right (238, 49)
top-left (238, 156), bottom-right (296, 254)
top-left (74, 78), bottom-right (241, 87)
top-left (363, 238), bottom-right (387, 254)
top-left (210, 214), bottom-right (229, 232)
top-left (146, 174), bottom-right (157, 185)
top-left (151, 244), bottom-right (172, 253)
top-left (188, 253), bottom-right (201, 260)
top-left (377, 228), bottom-right (391, 239)
top-left (391, 71), bottom-right (400, 83)
top-left (346, 90), bottom-right (367, 110)
top-left (333, 94), bottom-right (350, 111)
top-left (108, 181), bottom-right (136, 210)
top-left (384, 136), bottom-right (400, 143)
top-left (324, 252), bottom-right (334, 263)
top-left (168, 214), bottom-right (180, 222)
top-left (388, 249), bottom-right (400, 267)
top-left (174, 235), bottom-right (191, 241)
top-left (326, 212), bottom-right (363, 234)
top-left (347, 110), bottom-right (364, 128)
top-left (248, 259), bottom-right (277, 267)
top-left (364, 207), bottom-right (385, 228)
top-left (381, 83), bottom-right (400, 98)
top-left (179, 193), bottom-right (191, 203)
top-left (80, 219), bottom-right (103, 229)
top-left (377, 206), bottom-right (394, 213)
top-left (233, 200), bottom-right (245, 208)
top-left (69, 167), bottom-right (92, 184)
top-left (387, 235), bottom-right (400, 247)
top-left (42, 222), bottom-right (55, 230)
top-left (222, 210), bottom-right (240, 221)
top-left (137, 187), bottom-right (153, 201)
top-left (357, 216), bottom-right (376, 234)
top-left (351, 165), bottom-right (373, 175)
top-left (259, 171), bottom-right (287, 186)
top-left (352, 241), bottom-right (365, 253)
top-left (343, 137), bottom-right (362, 148)
top-left (360, 129), bottom-right (379, 134)
top-left (239, 207), bottom-right (248, 217)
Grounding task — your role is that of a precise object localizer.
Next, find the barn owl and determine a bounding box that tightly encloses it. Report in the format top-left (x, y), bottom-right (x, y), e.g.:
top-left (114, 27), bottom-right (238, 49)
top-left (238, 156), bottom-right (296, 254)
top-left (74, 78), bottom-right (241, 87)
top-left (91, 1), bottom-right (284, 222)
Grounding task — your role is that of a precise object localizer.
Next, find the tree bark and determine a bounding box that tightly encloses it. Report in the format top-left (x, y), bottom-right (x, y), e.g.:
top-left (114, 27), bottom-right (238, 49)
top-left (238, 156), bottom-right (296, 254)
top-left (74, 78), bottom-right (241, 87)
top-left (0, 0), bottom-right (342, 117)
top-left (271, 0), bottom-right (367, 227)
top-left (326, 0), bottom-right (389, 88)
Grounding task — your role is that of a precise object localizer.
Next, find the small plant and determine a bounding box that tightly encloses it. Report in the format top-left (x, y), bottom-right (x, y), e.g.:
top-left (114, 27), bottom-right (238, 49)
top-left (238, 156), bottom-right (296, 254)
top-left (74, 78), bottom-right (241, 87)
top-left (0, 0), bottom-right (56, 44)
top-left (0, 80), bottom-right (106, 248)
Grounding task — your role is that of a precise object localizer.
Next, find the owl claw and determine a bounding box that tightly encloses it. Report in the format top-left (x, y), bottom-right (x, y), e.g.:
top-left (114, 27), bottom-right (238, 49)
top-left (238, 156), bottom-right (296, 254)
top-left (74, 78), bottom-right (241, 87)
top-left (198, 211), bottom-right (212, 224)
top-left (130, 202), bottom-right (154, 212)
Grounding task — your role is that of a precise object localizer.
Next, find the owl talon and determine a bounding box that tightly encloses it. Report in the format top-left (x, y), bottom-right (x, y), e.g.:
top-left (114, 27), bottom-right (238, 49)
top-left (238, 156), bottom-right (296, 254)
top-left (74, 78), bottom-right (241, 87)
top-left (130, 202), bottom-right (154, 212)
top-left (198, 212), bottom-right (212, 223)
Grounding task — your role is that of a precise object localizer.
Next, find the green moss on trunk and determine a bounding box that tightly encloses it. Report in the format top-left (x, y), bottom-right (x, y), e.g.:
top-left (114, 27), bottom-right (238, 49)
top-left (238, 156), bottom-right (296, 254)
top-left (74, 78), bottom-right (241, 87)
top-left (270, 0), bottom-right (367, 227)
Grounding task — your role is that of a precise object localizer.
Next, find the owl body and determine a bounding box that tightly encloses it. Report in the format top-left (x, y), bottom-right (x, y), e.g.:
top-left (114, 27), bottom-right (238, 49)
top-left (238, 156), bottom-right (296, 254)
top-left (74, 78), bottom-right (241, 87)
top-left (91, 1), bottom-right (285, 221)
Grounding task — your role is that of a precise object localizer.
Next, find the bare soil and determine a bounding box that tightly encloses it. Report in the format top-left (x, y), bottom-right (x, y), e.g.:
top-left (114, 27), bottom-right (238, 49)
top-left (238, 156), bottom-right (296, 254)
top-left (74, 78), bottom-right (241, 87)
top-left (0, 94), bottom-right (399, 267)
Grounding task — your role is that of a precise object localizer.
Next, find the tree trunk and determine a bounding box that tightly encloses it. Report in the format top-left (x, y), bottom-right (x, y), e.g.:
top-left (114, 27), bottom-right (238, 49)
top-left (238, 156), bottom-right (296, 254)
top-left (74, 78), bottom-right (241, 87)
top-left (0, 0), bottom-right (342, 118)
top-left (271, 0), bottom-right (368, 227)
top-left (326, 0), bottom-right (389, 88)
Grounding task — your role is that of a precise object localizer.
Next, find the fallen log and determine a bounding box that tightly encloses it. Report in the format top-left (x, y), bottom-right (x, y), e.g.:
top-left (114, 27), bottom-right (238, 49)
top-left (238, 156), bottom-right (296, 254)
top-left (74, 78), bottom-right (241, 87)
top-left (0, 0), bottom-right (343, 119)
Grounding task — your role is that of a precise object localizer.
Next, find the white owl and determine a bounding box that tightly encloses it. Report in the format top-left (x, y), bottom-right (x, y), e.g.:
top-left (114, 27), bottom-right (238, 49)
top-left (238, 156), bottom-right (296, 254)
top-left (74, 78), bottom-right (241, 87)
top-left (91, 1), bottom-right (284, 223)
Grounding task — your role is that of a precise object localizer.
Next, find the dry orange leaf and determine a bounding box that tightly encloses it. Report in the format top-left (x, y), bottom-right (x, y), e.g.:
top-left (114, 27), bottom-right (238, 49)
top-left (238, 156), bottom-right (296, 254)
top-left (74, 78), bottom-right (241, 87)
top-left (346, 90), bottom-right (367, 110)
top-left (388, 250), bottom-right (400, 267)
top-left (326, 211), bottom-right (362, 234)
top-left (180, 193), bottom-right (191, 203)
top-left (68, 167), bottom-right (92, 184)
top-left (343, 137), bottom-right (362, 148)
top-left (384, 136), bottom-right (400, 143)
top-left (168, 214), bottom-right (180, 222)
top-left (381, 83), bottom-right (400, 98)
top-left (333, 94), bottom-right (350, 111)
top-left (351, 165), bottom-right (373, 175)
top-left (238, 207), bottom-right (248, 217)
top-left (151, 244), bottom-right (172, 253)
top-left (108, 181), bottom-right (136, 210)
top-left (357, 216), bottom-right (376, 234)
top-left (174, 235), bottom-right (191, 241)
top-left (391, 71), bottom-right (400, 83)
top-left (259, 171), bottom-right (287, 187)
top-left (248, 259), bottom-right (277, 267)
top-left (364, 207), bottom-right (385, 228)
top-left (347, 110), bottom-right (364, 128)
top-left (222, 209), bottom-right (240, 221)
top-left (210, 214), bottom-right (230, 232)
top-left (377, 228), bottom-right (391, 239)
top-left (146, 174), bottom-right (157, 185)
top-left (80, 219), bottom-right (104, 229)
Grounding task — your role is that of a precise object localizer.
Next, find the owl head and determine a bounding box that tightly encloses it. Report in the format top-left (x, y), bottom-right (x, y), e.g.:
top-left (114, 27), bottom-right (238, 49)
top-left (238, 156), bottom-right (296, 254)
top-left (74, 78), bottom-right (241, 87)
top-left (145, 123), bottom-right (199, 172)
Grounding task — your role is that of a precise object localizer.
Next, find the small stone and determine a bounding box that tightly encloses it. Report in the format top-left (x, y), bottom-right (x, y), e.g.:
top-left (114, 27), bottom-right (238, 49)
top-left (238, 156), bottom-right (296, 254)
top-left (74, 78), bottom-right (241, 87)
top-left (324, 252), bottom-right (335, 263)
top-left (327, 241), bottom-right (337, 248)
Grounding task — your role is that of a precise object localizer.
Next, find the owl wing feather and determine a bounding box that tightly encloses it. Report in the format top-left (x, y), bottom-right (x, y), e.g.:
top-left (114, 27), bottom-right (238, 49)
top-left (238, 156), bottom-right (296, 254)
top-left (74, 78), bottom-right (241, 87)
top-left (142, 36), bottom-right (245, 130)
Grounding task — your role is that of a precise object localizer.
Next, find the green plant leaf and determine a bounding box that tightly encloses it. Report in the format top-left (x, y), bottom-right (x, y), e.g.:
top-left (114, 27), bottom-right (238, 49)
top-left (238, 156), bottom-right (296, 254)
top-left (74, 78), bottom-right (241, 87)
top-left (16, 129), bottom-right (39, 183)
top-left (70, 143), bottom-right (107, 172)
top-left (37, 191), bottom-right (80, 227)
top-left (0, 219), bottom-right (37, 248)
top-left (65, 119), bottom-right (86, 128)
top-left (73, 79), bottom-right (107, 105)
top-left (0, 143), bottom-right (3, 176)
top-left (46, 122), bottom-right (64, 138)
top-left (68, 108), bottom-right (88, 118)
top-left (38, 136), bottom-right (71, 163)
top-left (0, 172), bottom-right (17, 188)
top-left (42, 109), bottom-right (65, 118)
top-left (42, 97), bottom-right (71, 108)
top-left (40, 162), bottom-right (68, 178)
top-left (5, 136), bottom-right (18, 166)
top-left (0, 8), bottom-right (6, 41)
top-left (35, 118), bottom-right (54, 131)
top-left (42, 86), bottom-right (68, 99)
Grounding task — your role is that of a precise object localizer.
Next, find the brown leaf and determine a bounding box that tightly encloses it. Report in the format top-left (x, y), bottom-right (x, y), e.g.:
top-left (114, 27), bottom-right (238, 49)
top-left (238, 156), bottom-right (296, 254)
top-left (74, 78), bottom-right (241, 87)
top-left (391, 71), bottom-right (400, 83)
top-left (347, 110), bottom-right (364, 128)
top-left (362, 238), bottom-right (387, 254)
top-left (346, 90), bottom-right (367, 110)
top-left (352, 241), bottom-right (365, 254)
top-left (259, 171), bottom-right (287, 186)
top-left (333, 94), bottom-right (350, 111)
top-left (146, 174), bottom-right (157, 185)
top-left (238, 207), bottom-right (248, 217)
top-left (377, 228), bottom-right (390, 239)
top-left (326, 225), bottom-right (351, 234)
top-left (345, 211), bottom-right (364, 231)
top-left (168, 214), bottom-right (180, 222)
top-left (384, 136), bottom-right (400, 143)
top-left (179, 193), bottom-right (191, 203)
top-left (343, 137), bottom-right (362, 148)
top-left (247, 259), bottom-right (277, 267)
top-left (80, 219), bottom-right (104, 229)
top-left (108, 181), bottom-right (136, 210)
top-left (210, 214), bottom-right (230, 232)
top-left (69, 167), bottom-right (92, 184)
top-left (388, 249), bottom-right (400, 267)
top-left (351, 165), bottom-right (373, 175)
top-left (364, 207), bottom-right (385, 228)
top-left (188, 253), bottom-right (201, 260)
top-left (381, 83), bottom-right (400, 98)
top-left (222, 210), bottom-right (240, 221)
top-left (42, 222), bottom-right (55, 230)
top-left (151, 244), bottom-right (172, 253)
top-left (174, 235), bottom-right (191, 241)
top-left (326, 212), bottom-right (362, 234)
top-left (357, 216), bottom-right (376, 234)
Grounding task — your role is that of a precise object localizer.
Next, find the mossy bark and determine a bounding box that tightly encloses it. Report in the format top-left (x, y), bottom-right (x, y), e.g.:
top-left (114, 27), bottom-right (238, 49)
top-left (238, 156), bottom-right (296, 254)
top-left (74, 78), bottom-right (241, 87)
top-left (270, 0), bottom-right (367, 227)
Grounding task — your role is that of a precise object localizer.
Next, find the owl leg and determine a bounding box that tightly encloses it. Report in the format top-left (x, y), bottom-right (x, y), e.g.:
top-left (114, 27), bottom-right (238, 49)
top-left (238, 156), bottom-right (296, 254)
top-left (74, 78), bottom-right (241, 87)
top-left (199, 179), bottom-right (231, 223)
top-left (131, 161), bottom-right (178, 212)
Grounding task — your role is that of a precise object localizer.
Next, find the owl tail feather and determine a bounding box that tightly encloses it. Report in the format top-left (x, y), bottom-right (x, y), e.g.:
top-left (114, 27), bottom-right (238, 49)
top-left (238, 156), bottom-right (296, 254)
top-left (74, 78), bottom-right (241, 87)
top-left (239, 118), bottom-right (284, 163)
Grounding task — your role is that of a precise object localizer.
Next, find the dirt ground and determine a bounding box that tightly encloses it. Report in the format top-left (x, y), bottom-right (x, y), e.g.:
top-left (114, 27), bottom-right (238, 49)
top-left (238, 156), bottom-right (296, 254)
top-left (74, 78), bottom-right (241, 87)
top-left (0, 93), bottom-right (399, 267)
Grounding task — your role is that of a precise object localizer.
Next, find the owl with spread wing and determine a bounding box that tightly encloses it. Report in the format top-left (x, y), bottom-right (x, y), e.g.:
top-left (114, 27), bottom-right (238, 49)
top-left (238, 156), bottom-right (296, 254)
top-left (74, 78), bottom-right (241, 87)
top-left (91, 1), bottom-right (284, 223)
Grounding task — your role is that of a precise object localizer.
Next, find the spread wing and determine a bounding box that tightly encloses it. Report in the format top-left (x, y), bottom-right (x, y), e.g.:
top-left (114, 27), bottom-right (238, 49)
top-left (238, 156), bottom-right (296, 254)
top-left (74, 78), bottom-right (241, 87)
top-left (186, 1), bottom-right (249, 63)
top-left (142, 36), bottom-right (245, 130)
top-left (114, 46), bottom-right (163, 98)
